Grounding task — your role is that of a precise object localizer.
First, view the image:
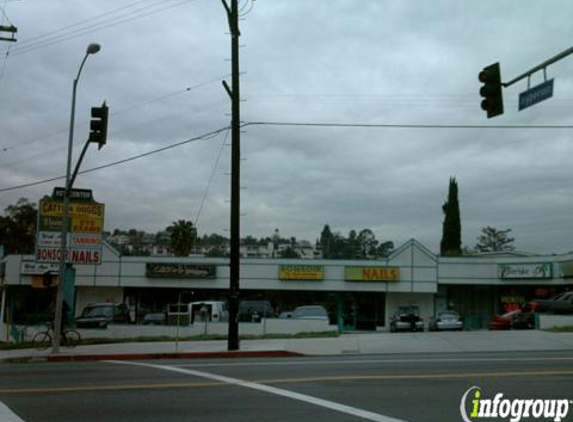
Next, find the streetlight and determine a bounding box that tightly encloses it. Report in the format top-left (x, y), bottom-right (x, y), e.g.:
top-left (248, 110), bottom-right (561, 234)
top-left (52, 43), bottom-right (101, 353)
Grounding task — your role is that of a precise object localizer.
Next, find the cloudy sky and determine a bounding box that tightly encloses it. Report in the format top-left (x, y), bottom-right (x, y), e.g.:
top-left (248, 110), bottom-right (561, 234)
top-left (1, 0), bottom-right (572, 254)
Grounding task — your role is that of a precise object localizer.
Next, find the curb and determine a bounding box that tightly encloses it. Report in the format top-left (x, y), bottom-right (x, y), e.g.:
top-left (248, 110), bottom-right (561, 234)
top-left (4, 350), bottom-right (303, 363)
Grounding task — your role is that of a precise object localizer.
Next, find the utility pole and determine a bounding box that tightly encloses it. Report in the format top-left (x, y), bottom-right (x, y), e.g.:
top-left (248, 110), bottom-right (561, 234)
top-left (0, 25), bottom-right (17, 43)
top-left (220, 0), bottom-right (241, 351)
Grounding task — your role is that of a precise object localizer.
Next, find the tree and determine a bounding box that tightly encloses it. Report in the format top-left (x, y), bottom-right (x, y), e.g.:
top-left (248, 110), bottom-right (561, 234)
top-left (0, 198), bottom-right (38, 254)
top-left (440, 177), bottom-right (462, 256)
top-left (319, 225), bottom-right (334, 259)
top-left (376, 240), bottom-right (394, 257)
top-left (475, 226), bottom-right (515, 252)
top-left (166, 220), bottom-right (197, 257)
top-left (279, 246), bottom-right (300, 259)
top-left (357, 228), bottom-right (378, 258)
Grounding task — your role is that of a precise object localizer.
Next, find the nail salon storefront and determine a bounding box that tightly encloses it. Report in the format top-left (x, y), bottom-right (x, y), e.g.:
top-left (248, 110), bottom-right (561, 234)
top-left (2, 239), bottom-right (571, 333)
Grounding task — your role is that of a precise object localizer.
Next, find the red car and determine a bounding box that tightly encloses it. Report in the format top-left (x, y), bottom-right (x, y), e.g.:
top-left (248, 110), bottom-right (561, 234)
top-left (488, 310), bottom-right (521, 330)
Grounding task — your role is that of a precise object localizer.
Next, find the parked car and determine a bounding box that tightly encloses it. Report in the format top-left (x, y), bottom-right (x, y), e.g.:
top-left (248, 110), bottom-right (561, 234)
top-left (142, 312), bottom-right (166, 325)
top-left (238, 300), bottom-right (276, 322)
top-left (291, 305), bottom-right (329, 321)
top-left (511, 311), bottom-right (535, 330)
top-left (189, 301), bottom-right (229, 323)
top-left (529, 292), bottom-right (569, 312)
top-left (544, 292), bottom-right (573, 314)
top-left (389, 305), bottom-right (424, 332)
top-left (488, 310), bottom-right (522, 330)
top-left (75, 302), bottom-right (131, 329)
top-left (428, 310), bottom-right (463, 331)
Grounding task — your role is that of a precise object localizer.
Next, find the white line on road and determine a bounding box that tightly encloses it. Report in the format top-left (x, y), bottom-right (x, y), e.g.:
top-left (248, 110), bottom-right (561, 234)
top-left (0, 401), bottom-right (26, 422)
top-left (108, 360), bottom-right (410, 422)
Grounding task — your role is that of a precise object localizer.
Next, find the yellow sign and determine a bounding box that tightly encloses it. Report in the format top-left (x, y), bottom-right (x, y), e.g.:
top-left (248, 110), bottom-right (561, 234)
top-left (279, 265), bottom-right (324, 280)
top-left (345, 266), bottom-right (400, 282)
top-left (40, 200), bottom-right (104, 218)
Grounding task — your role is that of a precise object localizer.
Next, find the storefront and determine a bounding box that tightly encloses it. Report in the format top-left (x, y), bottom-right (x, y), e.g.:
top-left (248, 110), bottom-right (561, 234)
top-left (2, 239), bottom-right (570, 338)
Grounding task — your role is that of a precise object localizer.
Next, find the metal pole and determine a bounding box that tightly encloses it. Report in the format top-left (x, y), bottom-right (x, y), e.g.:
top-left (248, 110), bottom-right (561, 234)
top-left (52, 52), bottom-right (89, 353)
top-left (502, 45), bottom-right (573, 88)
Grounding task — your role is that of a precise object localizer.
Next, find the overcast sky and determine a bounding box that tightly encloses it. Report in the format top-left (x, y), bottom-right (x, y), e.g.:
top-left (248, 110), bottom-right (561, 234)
top-left (1, 0), bottom-right (572, 254)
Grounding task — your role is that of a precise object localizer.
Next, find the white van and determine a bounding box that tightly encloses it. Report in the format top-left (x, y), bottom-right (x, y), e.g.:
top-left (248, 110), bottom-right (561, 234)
top-left (189, 301), bottom-right (229, 323)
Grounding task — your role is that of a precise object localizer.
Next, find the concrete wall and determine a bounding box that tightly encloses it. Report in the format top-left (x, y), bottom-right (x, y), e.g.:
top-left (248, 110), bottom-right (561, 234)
top-left (10, 318), bottom-right (336, 342)
top-left (538, 314), bottom-right (573, 330)
top-left (77, 319), bottom-right (336, 340)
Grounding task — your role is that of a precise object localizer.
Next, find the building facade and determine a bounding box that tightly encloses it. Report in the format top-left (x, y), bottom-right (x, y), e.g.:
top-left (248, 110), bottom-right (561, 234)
top-left (1, 239), bottom-right (572, 338)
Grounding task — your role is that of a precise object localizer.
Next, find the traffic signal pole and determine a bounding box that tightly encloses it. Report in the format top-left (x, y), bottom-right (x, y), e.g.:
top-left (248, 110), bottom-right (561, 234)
top-left (220, 0), bottom-right (241, 351)
top-left (502, 45), bottom-right (573, 88)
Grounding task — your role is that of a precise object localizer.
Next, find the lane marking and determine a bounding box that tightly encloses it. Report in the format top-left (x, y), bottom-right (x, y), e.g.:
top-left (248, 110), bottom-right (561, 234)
top-left (108, 360), bottom-right (410, 422)
top-left (1, 369), bottom-right (572, 395)
top-left (0, 401), bottom-right (26, 422)
top-left (173, 356), bottom-right (573, 368)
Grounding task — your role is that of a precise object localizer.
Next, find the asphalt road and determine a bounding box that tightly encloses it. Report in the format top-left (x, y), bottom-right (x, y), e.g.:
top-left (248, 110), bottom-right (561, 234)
top-left (1, 351), bottom-right (572, 422)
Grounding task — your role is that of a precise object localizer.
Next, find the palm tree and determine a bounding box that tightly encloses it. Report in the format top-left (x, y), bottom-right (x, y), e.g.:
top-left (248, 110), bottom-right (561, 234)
top-left (166, 220), bottom-right (197, 256)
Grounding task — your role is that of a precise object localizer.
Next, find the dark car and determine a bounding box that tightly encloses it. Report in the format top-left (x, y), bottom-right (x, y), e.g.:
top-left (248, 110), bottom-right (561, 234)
top-left (511, 311), bottom-right (535, 330)
top-left (389, 305), bottom-right (424, 332)
top-left (238, 300), bottom-right (276, 322)
top-left (530, 292), bottom-right (569, 313)
top-left (545, 292), bottom-right (573, 314)
top-left (75, 303), bottom-right (131, 329)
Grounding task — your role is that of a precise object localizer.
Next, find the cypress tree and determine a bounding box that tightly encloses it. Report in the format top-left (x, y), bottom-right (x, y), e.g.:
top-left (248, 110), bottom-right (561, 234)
top-left (440, 177), bottom-right (461, 256)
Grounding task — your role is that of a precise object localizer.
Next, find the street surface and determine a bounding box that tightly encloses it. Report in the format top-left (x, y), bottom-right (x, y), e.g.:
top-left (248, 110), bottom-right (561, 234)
top-left (1, 351), bottom-right (572, 422)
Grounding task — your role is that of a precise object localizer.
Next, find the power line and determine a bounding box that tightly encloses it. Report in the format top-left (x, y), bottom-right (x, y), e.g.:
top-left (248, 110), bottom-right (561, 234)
top-left (2, 119), bottom-right (572, 194)
top-left (195, 127), bottom-right (230, 226)
top-left (243, 121), bottom-right (573, 130)
top-left (1, 0), bottom-right (199, 57)
top-left (0, 73), bottom-right (230, 154)
top-left (0, 125), bottom-right (230, 193)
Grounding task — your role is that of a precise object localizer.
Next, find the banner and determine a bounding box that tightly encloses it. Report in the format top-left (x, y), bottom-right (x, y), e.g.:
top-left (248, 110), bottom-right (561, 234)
top-left (146, 263), bottom-right (216, 279)
top-left (345, 266), bottom-right (400, 282)
top-left (279, 265), bottom-right (324, 280)
top-left (498, 263), bottom-right (552, 279)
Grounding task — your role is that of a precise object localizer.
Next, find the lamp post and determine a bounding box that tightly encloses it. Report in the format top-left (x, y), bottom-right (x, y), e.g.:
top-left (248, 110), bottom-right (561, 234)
top-left (52, 43), bottom-right (100, 353)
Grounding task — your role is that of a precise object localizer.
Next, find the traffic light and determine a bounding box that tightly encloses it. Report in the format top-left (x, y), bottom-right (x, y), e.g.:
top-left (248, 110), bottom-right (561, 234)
top-left (89, 102), bottom-right (109, 149)
top-left (478, 62), bottom-right (504, 118)
top-left (42, 271), bottom-right (54, 288)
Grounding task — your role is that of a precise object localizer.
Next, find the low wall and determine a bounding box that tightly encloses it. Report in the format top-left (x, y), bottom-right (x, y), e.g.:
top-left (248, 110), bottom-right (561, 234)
top-left (76, 318), bottom-right (337, 340)
top-left (2, 319), bottom-right (337, 342)
top-left (538, 314), bottom-right (573, 330)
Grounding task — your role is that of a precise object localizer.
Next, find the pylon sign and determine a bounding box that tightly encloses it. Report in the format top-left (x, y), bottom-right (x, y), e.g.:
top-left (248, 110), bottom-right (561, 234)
top-left (36, 188), bottom-right (105, 264)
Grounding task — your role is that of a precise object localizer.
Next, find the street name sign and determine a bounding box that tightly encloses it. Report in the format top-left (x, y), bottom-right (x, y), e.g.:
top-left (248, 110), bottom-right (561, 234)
top-left (518, 79), bottom-right (554, 111)
top-left (36, 191), bottom-right (105, 265)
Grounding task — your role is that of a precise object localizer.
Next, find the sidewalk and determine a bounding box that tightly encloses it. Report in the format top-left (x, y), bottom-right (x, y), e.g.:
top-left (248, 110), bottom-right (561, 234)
top-left (2, 330), bottom-right (573, 363)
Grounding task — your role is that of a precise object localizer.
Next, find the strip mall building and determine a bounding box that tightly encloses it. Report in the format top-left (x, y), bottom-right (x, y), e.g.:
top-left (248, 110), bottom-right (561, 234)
top-left (2, 239), bottom-right (572, 333)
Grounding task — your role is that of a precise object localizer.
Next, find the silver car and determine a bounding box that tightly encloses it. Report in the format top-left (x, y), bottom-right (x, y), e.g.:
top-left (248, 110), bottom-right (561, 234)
top-left (429, 311), bottom-right (463, 331)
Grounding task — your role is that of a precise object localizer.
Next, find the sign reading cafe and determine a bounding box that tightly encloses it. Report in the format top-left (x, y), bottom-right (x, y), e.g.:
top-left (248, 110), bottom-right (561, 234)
top-left (146, 263), bottom-right (216, 279)
top-left (498, 262), bottom-right (552, 279)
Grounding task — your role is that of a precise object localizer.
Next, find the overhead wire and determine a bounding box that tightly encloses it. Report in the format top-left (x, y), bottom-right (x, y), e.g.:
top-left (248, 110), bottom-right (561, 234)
top-left (1, 0), bottom-right (200, 57)
top-left (0, 125), bottom-right (231, 193)
top-left (1, 120), bottom-right (572, 194)
top-left (0, 73), bottom-right (230, 155)
top-left (194, 127), bottom-right (230, 226)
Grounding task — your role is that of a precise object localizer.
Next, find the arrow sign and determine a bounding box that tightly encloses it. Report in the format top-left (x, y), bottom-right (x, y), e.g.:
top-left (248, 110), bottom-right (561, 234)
top-left (519, 79), bottom-right (554, 111)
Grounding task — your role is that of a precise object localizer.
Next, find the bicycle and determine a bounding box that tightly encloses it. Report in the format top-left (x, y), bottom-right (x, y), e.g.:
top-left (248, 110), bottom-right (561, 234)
top-left (32, 326), bottom-right (81, 350)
